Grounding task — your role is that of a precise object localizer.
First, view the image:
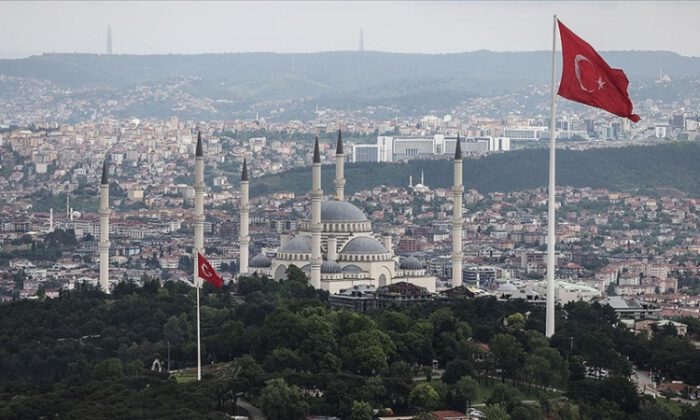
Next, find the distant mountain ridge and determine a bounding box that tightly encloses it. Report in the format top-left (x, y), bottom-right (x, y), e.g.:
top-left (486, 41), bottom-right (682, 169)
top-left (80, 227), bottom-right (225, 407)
top-left (1, 50), bottom-right (698, 120)
top-left (251, 142), bottom-right (700, 198)
top-left (1, 50), bottom-right (698, 93)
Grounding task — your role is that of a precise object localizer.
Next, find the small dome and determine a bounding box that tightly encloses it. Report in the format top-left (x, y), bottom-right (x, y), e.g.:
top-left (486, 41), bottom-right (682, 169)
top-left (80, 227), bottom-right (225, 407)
top-left (341, 236), bottom-right (388, 254)
top-left (279, 235), bottom-right (312, 253)
top-left (321, 260), bottom-right (342, 274)
top-left (250, 253), bottom-right (272, 268)
top-left (342, 264), bottom-right (363, 273)
top-left (400, 256), bottom-right (423, 270)
top-left (321, 201), bottom-right (368, 222)
top-left (498, 283), bottom-right (518, 292)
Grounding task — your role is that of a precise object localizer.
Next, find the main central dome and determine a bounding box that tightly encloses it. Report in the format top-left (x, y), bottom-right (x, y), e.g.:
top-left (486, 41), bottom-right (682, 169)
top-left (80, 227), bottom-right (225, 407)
top-left (321, 201), bottom-right (367, 222)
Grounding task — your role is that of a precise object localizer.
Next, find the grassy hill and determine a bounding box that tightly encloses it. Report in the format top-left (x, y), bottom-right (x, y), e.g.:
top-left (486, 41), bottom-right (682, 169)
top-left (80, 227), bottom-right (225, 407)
top-left (251, 142), bottom-right (700, 197)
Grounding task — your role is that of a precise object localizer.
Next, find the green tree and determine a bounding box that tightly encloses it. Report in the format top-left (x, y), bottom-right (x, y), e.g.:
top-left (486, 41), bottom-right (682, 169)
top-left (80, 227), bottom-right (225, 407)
top-left (259, 378), bottom-right (309, 420)
top-left (452, 375), bottom-right (478, 409)
top-left (409, 383), bottom-right (441, 412)
top-left (92, 358), bottom-right (124, 381)
top-left (600, 376), bottom-right (639, 414)
top-left (550, 400), bottom-right (581, 420)
top-left (486, 384), bottom-right (521, 411)
top-left (484, 404), bottom-right (511, 420)
top-left (286, 265), bottom-right (308, 284)
top-left (489, 334), bottom-right (525, 382)
top-left (636, 399), bottom-right (677, 420)
top-left (442, 359), bottom-right (474, 384)
top-left (340, 329), bottom-right (395, 375)
top-left (504, 312), bottom-right (525, 333)
top-left (510, 404), bottom-right (543, 420)
top-left (350, 400), bottom-right (374, 420)
top-left (264, 347), bottom-right (302, 373)
top-left (533, 347), bottom-right (568, 388)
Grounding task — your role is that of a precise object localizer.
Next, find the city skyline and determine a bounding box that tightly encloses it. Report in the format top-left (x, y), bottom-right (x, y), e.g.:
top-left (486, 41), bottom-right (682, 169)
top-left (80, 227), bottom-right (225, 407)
top-left (1, 1), bottom-right (700, 58)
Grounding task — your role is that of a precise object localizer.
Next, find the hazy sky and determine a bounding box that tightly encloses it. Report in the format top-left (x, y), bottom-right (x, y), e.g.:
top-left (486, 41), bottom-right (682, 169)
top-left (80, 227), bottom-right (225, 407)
top-left (2, 1), bottom-right (699, 58)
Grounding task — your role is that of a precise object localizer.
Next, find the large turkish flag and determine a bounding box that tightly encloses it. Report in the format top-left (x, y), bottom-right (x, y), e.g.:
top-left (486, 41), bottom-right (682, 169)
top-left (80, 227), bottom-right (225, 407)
top-left (558, 20), bottom-right (640, 122)
top-left (197, 252), bottom-right (224, 288)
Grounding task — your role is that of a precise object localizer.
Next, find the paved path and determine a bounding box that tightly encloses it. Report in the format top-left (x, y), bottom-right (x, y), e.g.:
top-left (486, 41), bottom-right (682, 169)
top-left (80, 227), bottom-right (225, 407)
top-left (472, 400), bottom-right (537, 407)
top-left (237, 399), bottom-right (266, 420)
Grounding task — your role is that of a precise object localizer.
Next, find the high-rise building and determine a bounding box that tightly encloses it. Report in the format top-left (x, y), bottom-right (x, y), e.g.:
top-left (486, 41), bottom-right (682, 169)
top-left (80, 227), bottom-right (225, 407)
top-left (352, 135), bottom-right (509, 162)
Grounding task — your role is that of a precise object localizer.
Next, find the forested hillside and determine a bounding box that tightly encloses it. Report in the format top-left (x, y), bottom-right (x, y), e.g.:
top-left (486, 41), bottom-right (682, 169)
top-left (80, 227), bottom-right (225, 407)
top-left (0, 50), bottom-right (698, 112)
top-left (252, 143), bottom-right (700, 197)
top-left (2, 272), bottom-right (700, 418)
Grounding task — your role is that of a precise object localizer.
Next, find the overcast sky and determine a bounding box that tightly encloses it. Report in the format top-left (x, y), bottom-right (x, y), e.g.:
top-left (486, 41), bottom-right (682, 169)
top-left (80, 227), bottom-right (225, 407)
top-left (1, 1), bottom-right (699, 58)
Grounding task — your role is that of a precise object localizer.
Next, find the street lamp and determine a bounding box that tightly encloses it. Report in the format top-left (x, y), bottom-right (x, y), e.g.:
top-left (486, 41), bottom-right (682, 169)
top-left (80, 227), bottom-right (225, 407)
top-left (167, 340), bottom-right (171, 372)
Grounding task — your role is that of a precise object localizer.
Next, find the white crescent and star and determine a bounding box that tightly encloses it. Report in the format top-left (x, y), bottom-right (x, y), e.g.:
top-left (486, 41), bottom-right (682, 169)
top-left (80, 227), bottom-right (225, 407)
top-left (200, 263), bottom-right (211, 277)
top-left (574, 54), bottom-right (605, 93)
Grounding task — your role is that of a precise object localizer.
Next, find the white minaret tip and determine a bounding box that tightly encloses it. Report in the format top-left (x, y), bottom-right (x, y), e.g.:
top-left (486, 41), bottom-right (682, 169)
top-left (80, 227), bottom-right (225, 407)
top-left (239, 159), bottom-right (250, 275)
top-left (451, 142), bottom-right (464, 287)
top-left (334, 130), bottom-right (346, 201)
top-left (310, 137), bottom-right (323, 289)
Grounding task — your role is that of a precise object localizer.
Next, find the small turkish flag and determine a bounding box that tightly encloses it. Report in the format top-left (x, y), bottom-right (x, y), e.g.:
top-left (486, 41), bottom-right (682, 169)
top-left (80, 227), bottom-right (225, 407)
top-left (197, 252), bottom-right (223, 288)
top-left (557, 20), bottom-right (640, 123)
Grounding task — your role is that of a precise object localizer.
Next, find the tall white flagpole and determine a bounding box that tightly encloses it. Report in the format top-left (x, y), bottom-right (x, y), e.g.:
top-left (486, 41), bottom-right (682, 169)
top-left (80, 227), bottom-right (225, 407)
top-left (546, 14), bottom-right (558, 338)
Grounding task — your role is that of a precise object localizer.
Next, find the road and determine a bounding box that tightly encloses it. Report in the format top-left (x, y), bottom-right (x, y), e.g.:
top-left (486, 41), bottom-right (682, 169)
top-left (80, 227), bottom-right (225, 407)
top-left (237, 398), bottom-right (266, 420)
top-left (632, 369), bottom-right (697, 406)
top-left (633, 369), bottom-right (655, 395)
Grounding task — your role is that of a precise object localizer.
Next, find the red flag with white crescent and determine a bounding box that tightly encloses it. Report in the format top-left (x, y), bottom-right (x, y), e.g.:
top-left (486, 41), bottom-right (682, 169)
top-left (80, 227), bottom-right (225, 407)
top-left (197, 252), bottom-right (223, 288)
top-left (557, 20), bottom-right (640, 122)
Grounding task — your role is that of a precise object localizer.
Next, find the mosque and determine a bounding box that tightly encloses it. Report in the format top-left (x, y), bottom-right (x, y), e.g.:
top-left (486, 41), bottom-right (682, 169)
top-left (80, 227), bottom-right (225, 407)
top-left (96, 131), bottom-right (464, 295)
top-left (240, 131), bottom-right (466, 295)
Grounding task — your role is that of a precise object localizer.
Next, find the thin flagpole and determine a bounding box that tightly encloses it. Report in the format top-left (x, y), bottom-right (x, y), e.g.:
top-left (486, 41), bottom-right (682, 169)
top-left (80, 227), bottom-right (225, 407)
top-left (546, 14), bottom-right (558, 338)
top-left (196, 263), bottom-right (201, 380)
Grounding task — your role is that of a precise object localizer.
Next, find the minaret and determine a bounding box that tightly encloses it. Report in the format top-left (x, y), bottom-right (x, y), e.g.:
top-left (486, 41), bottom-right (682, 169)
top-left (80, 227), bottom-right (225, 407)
top-left (193, 132), bottom-right (206, 278)
top-left (310, 138), bottom-right (323, 289)
top-left (452, 136), bottom-right (464, 287)
top-left (334, 129), bottom-right (345, 201)
top-left (49, 208), bottom-right (54, 233)
top-left (99, 158), bottom-right (111, 292)
top-left (239, 159), bottom-right (250, 275)
top-left (194, 133), bottom-right (205, 264)
top-left (421, 170), bottom-right (425, 186)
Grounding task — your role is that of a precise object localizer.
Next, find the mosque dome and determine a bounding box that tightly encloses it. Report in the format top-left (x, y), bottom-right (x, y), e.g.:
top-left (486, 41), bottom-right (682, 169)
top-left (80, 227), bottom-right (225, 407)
top-left (321, 260), bottom-right (343, 274)
top-left (498, 283), bottom-right (518, 293)
top-left (279, 235), bottom-right (312, 253)
top-left (340, 236), bottom-right (388, 254)
top-left (321, 201), bottom-right (367, 222)
top-left (250, 253), bottom-right (272, 268)
top-left (400, 256), bottom-right (424, 270)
